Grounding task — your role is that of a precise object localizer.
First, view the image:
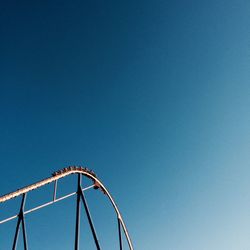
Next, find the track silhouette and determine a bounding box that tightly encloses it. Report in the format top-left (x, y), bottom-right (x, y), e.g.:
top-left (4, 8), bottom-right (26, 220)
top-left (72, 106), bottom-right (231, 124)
top-left (0, 166), bottom-right (134, 250)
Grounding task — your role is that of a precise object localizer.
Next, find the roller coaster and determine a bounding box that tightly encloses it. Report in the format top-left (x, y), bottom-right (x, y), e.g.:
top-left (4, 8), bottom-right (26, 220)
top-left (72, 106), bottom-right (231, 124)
top-left (0, 166), bottom-right (134, 250)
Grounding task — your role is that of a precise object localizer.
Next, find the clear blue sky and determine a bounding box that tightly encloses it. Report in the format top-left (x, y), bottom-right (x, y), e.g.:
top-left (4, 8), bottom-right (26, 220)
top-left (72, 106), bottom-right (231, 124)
top-left (0, 0), bottom-right (250, 249)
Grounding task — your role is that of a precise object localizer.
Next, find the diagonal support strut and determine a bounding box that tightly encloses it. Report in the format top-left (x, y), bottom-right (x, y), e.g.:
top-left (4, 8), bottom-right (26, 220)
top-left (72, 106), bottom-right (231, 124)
top-left (79, 184), bottom-right (101, 250)
top-left (118, 217), bottom-right (123, 250)
top-left (12, 193), bottom-right (28, 250)
top-left (75, 174), bottom-right (82, 250)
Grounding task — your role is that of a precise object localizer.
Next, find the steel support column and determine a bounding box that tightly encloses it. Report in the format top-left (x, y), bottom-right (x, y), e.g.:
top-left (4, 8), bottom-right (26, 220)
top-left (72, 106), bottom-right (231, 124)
top-left (12, 193), bottom-right (28, 250)
top-left (118, 217), bottom-right (123, 250)
top-left (79, 188), bottom-right (101, 250)
top-left (21, 213), bottom-right (28, 250)
top-left (74, 174), bottom-right (82, 250)
top-left (12, 215), bottom-right (21, 250)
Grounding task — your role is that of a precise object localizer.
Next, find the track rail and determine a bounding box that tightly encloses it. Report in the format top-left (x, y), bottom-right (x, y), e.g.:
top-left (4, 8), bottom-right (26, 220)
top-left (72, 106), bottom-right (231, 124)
top-left (0, 166), bottom-right (134, 250)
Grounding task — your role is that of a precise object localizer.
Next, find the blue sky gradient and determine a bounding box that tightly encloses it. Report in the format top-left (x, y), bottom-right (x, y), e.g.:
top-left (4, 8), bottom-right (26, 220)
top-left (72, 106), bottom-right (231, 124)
top-left (0, 0), bottom-right (250, 249)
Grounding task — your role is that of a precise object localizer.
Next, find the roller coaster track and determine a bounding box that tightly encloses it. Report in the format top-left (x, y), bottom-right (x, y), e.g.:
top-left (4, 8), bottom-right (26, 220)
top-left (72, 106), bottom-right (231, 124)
top-left (0, 166), bottom-right (134, 250)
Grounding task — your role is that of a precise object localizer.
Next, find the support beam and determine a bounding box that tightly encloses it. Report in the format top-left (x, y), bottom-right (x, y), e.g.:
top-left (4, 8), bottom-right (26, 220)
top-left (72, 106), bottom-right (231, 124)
top-left (53, 180), bottom-right (58, 201)
top-left (118, 217), bottom-right (123, 250)
top-left (12, 215), bottom-right (21, 250)
top-left (74, 174), bottom-right (82, 250)
top-left (12, 193), bottom-right (28, 250)
top-left (21, 214), bottom-right (28, 250)
top-left (79, 188), bottom-right (101, 250)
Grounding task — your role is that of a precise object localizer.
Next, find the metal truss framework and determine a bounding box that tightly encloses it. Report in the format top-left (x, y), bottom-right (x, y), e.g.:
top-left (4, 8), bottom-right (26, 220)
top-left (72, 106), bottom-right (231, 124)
top-left (0, 166), bottom-right (134, 250)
